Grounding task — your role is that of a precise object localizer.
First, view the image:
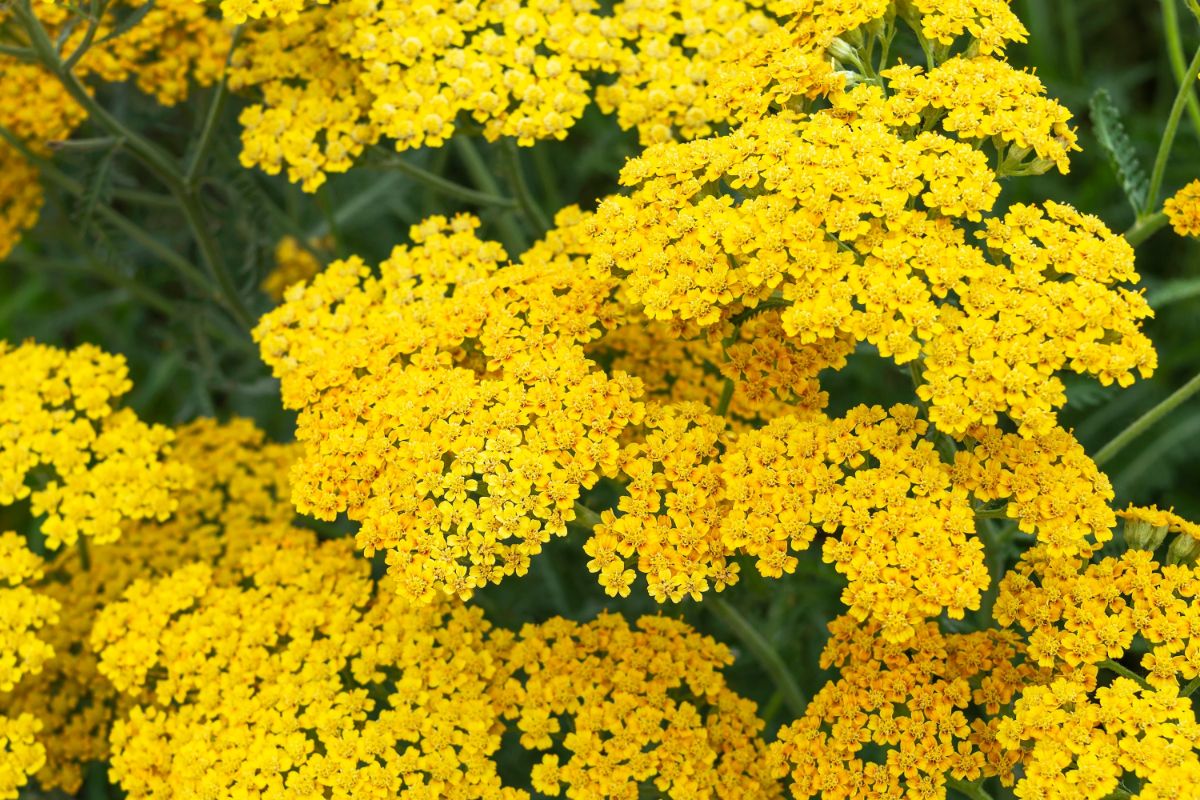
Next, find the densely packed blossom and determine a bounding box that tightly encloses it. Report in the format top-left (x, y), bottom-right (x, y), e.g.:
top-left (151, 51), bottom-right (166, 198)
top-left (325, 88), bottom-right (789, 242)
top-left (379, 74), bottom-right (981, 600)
top-left (592, 109), bottom-right (1153, 438)
top-left (774, 616), bottom-right (1047, 799)
top-left (506, 613), bottom-right (782, 798)
top-left (952, 424), bottom-right (1118, 558)
top-left (0, 341), bottom-right (190, 549)
top-left (226, 0), bottom-right (790, 189)
top-left (6, 2), bottom-right (1200, 799)
top-left (256, 214), bottom-right (646, 602)
top-left (1164, 179), bottom-right (1200, 238)
top-left (998, 677), bottom-right (1200, 800)
top-left (0, 533), bottom-right (58, 799)
top-left (587, 403), bottom-right (987, 641)
top-left (3, 418), bottom-right (295, 793)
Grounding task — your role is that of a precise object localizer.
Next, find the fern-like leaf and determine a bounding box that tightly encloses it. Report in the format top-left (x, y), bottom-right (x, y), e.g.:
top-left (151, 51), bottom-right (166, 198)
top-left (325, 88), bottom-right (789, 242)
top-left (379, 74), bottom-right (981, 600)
top-left (1090, 89), bottom-right (1149, 214)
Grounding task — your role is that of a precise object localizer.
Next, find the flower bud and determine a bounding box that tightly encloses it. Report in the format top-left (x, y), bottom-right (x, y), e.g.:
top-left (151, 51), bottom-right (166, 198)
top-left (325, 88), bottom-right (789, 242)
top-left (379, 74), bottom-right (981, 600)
top-left (826, 37), bottom-right (863, 71)
top-left (1123, 517), bottom-right (1168, 551)
top-left (1167, 534), bottom-right (1200, 566)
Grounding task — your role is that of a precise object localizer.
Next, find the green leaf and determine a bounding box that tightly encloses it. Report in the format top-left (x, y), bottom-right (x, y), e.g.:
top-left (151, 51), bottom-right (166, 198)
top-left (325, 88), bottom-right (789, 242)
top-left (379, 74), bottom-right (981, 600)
top-left (1090, 89), bottom-right (1149, 214)
top-left (1148, 276), bottom-right (1200, 309)
top-left (76, 141), bottom-right (120, 237)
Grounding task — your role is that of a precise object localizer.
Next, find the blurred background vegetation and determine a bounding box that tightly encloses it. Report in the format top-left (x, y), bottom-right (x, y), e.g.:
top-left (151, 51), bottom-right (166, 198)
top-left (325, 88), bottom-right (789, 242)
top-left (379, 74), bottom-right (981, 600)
top-left (2, 0), bottom-right (1200, 737)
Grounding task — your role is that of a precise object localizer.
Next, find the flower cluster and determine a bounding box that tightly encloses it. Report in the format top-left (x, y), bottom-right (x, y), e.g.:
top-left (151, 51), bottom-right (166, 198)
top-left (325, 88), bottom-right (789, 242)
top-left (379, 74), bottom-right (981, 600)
top-left (3, 418), bottom-right (295, 793)
top-left (227, 0), bottom-right (783, 189)
top-left (774, 616), bottom-right (1045, 799)
top-left (507, 613), bottom-right (782, 798)
top-left (0, 341), bottom-right (190, 549)
top-left (998, 677), bottom-right (1200, 800)
top-left (593, 108), bottom-right (1153, 438)
top-left (952, 424), bottom-right (1117, 558)
top-left (255, 214), bottom-right (645, 602)
top-left (1164, 179), bottom-right (1200, 238)
top-left (93, 526), bottom-right (775, 800)
top-left (0, 533), bottom-right (58, 799)
top-left (587, 403), bottom-right (987, 642)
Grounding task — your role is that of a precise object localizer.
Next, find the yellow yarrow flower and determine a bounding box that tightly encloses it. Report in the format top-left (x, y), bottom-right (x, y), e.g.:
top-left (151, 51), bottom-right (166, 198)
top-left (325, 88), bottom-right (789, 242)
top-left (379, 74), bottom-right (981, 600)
top-left (1164, 179), bottom-right (1200, 238)
top-left (0, 341), bottom-right (191, 550)
top-left (0, 533), bottom-right (58, 800)
top-left (3, 418), bottom-right (296, 793)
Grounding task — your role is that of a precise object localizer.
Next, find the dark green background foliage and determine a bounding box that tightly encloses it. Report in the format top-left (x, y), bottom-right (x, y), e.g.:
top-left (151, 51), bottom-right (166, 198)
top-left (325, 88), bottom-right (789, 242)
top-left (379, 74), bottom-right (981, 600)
top-left (2, 0), bottom-right (1199, 734)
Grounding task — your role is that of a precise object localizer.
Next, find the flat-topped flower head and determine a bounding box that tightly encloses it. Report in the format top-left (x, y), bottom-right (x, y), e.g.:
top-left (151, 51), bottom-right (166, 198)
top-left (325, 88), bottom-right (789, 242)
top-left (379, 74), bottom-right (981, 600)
top-left (255, 214), bottom-right (645, 602)
top-left (0, 341), bottom-right (191, 549)
top-left (4, 419), bottom-right (297, 793)
top-left (0, 533), bottom-right (58, 800)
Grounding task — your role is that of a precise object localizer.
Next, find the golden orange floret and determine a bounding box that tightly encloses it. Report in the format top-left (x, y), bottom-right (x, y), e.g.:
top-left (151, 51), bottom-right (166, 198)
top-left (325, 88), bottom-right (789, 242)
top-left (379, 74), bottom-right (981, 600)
top-left (774, 616), bottom-right (1047, 800)
top-left (996, 547), bottom-right (1200, 691)
top-left (907, 0), bottom-right (1028, 55)
top-left (1164, 179), bottom-right (1200, 238)
top-left (998, 676), bottom-right (1200, 800)
top-left (868, 56), bottom-right (1078, 174)
top-left (0, 533), bottom-right (58, 800)
top-left (94, 530), bottom-right (524, 800)
top-left (4, 418), bottom-right (296, 793)
top-left (255, 213), bottom-right (645, 603)
top-left (0, 341), bottom-right (192, 549)
top-left (952, 424), bottom-right (1116, 558)
top-left (505, 613), bottom-right (783, 799)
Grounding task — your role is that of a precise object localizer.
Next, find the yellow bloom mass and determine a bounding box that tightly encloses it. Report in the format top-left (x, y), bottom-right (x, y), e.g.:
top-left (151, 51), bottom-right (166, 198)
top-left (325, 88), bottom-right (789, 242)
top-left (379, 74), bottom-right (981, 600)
top-left (0, 341), bottom-right (191, 549)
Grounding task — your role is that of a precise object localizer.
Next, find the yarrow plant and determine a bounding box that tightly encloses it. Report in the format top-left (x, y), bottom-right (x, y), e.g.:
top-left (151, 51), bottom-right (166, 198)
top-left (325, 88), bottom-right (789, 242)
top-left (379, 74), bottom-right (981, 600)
top-left (3, 0), bottom-right (1200, 799)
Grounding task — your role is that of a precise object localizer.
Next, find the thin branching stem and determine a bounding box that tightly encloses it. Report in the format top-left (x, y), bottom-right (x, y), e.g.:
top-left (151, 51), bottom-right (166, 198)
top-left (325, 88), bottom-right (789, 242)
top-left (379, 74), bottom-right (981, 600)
top-left (1144, 42), bottom-right (1200, 216)
top-left (708, 596), bottom-right (808, 718)
top-left (1094, 370), bottom-right (1200, 466)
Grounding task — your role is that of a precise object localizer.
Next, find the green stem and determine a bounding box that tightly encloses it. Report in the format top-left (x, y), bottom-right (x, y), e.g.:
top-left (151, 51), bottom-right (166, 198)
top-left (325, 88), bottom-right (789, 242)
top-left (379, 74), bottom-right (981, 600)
top-left (708, 596), bottom-right (807, 718)
top-left (974, 506), bottom-right (1011, 520)
top-left (78, 535), bottom-right (91, 571)
top-left (1094, 370), bottom-right (1200, 466)
top-left (179, 189), bottom-right (254, 329)
top-left (16, 1), bottom-right (255, 329)
top-left (715, 377), bottom-right (735, 417)
top-left (185, 26), bottom-right (242, 187)
top-left (61, 0), bottom-right (105, 72)
top-left (1100, 659), bottom-right (1154, 691)
top-left (532, 145), bottom-right (564, 213)
top-left (453, 136), bottom-right (527, 253)
top-left (501, 139), bottom-right (550, 236)
top-left (0, 125), bottom-right (215, 295)
top-left (1145, 42), bottom-right (1200, 216)
top-left (1182, 674), bottom-right (1200, 696)
top-left (946, 777), bottom-right (995, 800)
top-left (1124, 210), bottom-right (1169, 247)
top-left (307, 173), bottom-right (411, 239)
top-left (1163, 0), bottom-right (1200, 142)
top-left (0, 43), bottom-right (36, 60)
top-left (375, 150), bottom-right (518, 209)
